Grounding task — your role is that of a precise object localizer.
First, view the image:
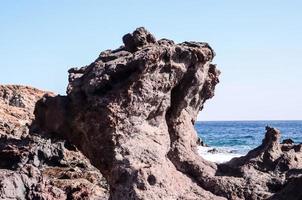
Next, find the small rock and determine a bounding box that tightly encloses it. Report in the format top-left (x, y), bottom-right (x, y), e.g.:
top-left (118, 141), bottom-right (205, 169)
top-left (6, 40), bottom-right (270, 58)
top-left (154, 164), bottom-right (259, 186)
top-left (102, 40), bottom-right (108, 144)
top-left (282, 138), bottom-right (294, 144)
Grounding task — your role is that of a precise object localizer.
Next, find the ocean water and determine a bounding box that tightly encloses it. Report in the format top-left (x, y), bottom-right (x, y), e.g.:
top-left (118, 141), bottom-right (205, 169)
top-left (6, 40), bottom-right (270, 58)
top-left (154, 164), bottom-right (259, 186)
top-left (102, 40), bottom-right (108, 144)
top-left (195, 121), bottom-right (302, 163)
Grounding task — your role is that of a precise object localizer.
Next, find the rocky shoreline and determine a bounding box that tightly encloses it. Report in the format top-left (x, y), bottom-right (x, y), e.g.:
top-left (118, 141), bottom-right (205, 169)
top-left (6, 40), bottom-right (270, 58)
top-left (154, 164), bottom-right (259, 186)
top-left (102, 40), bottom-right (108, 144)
top-left (0, 28), bottom-right (301, 199)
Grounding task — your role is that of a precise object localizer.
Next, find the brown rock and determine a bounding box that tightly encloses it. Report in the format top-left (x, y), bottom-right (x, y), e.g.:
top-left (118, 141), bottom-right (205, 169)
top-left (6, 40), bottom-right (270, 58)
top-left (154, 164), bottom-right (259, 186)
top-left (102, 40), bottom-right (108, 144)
top-left (0, 85), bottom-right (50, 139)
top-left (0, 85), bottom-right (109, 199)
top-left (35, 27), bottom-right (223, 200)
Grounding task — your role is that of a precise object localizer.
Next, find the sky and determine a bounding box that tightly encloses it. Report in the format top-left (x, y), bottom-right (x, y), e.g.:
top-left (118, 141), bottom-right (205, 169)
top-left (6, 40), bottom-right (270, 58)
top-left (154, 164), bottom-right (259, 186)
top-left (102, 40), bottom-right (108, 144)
top-left (0, 1), bottom-right (301, 121)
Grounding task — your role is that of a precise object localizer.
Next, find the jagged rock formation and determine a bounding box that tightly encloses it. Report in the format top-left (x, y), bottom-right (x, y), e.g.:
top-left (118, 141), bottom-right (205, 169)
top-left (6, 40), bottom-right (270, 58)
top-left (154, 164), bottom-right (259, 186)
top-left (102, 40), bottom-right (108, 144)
top-left (0, 85), bottom-right (109, 199)
top-left (34, 27), bottom-right (222, 200)
top-left (218, 127), bottom-right (302, 199)
top-left (1, 28), bottom-right (301, 200)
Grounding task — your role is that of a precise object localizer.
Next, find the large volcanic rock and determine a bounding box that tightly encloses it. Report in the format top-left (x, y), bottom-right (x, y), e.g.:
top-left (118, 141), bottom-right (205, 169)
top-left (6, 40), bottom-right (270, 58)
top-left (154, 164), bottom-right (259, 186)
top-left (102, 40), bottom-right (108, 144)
top-left (33, 27), bottom-right (302, 199)
top-left (34, 27), bottom-right (222, 200)
top-left (1, 28), bottom-right (301, 199)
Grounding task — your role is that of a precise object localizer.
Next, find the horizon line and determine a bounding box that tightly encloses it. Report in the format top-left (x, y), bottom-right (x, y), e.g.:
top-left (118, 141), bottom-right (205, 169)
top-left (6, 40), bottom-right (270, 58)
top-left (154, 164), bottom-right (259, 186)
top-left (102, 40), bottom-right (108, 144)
top-left (197, 119), bottom-right (302, 122)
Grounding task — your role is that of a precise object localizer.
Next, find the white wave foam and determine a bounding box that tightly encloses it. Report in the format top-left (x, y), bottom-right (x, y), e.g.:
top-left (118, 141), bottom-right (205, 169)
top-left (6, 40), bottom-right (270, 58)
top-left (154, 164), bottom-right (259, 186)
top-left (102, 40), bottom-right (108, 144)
top-left (197, 146), bottom-right (243, 163)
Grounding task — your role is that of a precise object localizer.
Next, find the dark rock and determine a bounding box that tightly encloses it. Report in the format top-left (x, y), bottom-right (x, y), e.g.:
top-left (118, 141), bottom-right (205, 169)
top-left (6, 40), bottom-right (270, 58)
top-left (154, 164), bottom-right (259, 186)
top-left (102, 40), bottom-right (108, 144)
top-left (294, 144), bottom-right (302, 152)
top-left (122, 27), bottom-right (157, 52)
top-left (270, 176), bottom-right (302, 200)
top-left (197, 137), bottom-right (208, 147)
top-left (208, 148), bottom-right (220, 154)
top-left (282, 138), bottom-right (294, 145)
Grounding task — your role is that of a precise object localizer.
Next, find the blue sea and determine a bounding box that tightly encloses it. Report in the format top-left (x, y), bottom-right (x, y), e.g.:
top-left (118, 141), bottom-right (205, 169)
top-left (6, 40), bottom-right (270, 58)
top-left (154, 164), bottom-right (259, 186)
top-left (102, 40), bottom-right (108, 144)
top-left (195, 121), bottom-right (302, 163)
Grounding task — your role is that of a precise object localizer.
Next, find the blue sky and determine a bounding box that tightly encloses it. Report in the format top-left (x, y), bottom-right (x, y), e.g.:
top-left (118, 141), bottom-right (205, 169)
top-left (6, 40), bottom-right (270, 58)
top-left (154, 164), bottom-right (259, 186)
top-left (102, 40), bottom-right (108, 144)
top-left (0, 1), bottom-right (301, 120)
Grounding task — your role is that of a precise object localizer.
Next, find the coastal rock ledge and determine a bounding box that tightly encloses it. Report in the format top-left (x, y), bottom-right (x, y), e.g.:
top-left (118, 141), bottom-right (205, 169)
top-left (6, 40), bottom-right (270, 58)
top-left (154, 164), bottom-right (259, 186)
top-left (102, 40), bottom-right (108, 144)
top-left (0, 28), bottom-right (301, 200)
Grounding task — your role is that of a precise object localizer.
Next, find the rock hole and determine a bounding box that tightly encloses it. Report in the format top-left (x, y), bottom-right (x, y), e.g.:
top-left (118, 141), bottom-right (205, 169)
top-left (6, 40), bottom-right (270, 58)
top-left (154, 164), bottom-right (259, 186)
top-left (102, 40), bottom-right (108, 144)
top-left (64, 141), bottom-right (77, 151)
top-left (58, 173), bottom-right (70, 179)
top-left (0, 151), bottom-right (21, 170)
top-left (76, 163), bottom-right (86, 168)
top-left (116, 172), bottom-right (128, 184)
top-left (266, 180), bottom-right (283, 193)
top-left (147, 174), bottom-right (156, 186)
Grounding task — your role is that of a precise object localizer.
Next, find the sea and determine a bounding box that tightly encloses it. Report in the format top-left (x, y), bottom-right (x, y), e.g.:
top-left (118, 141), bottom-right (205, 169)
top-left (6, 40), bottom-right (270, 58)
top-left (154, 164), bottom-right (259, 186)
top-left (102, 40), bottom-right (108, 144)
top-left (195, 120), bottom-right (302, 163)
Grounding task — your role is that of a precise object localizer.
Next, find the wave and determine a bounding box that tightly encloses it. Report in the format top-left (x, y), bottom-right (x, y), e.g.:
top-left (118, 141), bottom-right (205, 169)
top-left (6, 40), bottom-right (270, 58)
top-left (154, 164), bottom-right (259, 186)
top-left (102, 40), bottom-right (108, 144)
top-left (197, 146), bottom-right (244, 163)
